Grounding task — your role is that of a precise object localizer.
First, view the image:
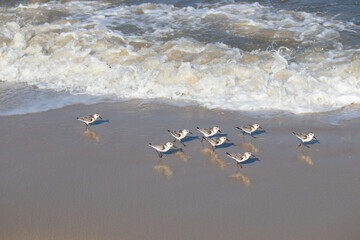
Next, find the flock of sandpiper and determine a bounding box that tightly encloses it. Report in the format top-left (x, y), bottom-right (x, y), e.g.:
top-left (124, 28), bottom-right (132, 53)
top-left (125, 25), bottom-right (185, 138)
top-left (77, 113), bottom-right (319, 169)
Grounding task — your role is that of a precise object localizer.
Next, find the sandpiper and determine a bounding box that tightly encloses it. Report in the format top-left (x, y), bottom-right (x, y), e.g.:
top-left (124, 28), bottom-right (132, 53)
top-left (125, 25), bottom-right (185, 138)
top-left (226, 152), bottom-right (255, 168)
top-left (77, 113), bottom-right (102, 127)
top-left (149, 142), bottom-right (177, 158)
top-left (292, 132), bottom-right (317, 147)
top-left (168, 129), bottom-right (193, 146)
top-left (202, 136), bottom-right (229, 151)
top-left (236, 124), bottom-right (262, 138)
top-left (196, 126), bottom-right (221, 137)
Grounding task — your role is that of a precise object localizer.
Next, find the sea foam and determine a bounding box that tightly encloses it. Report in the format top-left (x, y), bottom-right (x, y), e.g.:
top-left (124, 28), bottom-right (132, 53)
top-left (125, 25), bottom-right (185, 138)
top-left (0, 1), bottom-right (359, 118)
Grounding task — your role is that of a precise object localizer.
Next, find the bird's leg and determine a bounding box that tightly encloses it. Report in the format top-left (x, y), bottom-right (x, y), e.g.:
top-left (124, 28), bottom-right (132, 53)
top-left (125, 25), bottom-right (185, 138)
top-left (180, 140), bottom-right (186, 147)
top-left (201, 137), bottom-right (205, 147)
top-left (156, 151), bottom-right (162, 158)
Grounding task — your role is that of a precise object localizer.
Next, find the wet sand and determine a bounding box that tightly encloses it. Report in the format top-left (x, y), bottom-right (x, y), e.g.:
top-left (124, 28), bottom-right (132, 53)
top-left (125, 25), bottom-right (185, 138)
top-left (1, 100), bottom-right (359, 240)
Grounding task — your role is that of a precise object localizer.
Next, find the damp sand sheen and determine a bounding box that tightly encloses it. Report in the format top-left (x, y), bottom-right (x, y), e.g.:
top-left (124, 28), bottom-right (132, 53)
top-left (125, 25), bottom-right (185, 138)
top-left (1, 101), bottom-right (360, 240)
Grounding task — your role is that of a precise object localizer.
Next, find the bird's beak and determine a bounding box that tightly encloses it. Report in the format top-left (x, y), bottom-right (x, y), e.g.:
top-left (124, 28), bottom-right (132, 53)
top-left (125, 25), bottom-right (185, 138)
top-left (218, 130), bottom-right (222, 133)
top-left (99, 116), bottom-right (102, 119)
top-left (189, 132), bottom-right (193, 135)
top-left (251, 154), bottom-right (256, 158)
top-left (259, 126), bottom-right (263, 129)
top-left (313, 136), bottom-right (317, 140)
top-left (173, 145), bottom-right (177, 149)
top-left (226, 138), bottom-right (231, 142)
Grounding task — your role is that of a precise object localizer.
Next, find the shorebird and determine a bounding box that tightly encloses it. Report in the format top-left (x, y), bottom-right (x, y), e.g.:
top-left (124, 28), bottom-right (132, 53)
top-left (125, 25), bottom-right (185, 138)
top-left (292, 132), bottom-right (317, 147)
top-left (226, 152), bottom-right (255, 168)
top-left (236, 124), bottom-right (262, 138)
top-left (202, 136), bottom-right (229, 151)
top-left (77, 113), bottom-right (102, 127)
top-left (149, 142), bottom-right (177, 158)
top-left (196, 126), bottom-right (221, 137)
top-left (168, 129), bottom-right (193, 146)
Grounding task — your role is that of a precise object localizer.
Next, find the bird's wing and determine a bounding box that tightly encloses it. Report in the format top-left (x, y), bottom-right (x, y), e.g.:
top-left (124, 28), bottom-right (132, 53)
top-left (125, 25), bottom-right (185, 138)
top-left (170, 131), bottom-right (182, 138)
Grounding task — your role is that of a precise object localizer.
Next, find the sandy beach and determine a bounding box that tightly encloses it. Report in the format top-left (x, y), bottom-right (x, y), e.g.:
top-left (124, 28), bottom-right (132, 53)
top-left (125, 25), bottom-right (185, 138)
top-left (1, 0), bottom-right (360, 239)
top-left (0, 100), bottom-right (359, 240)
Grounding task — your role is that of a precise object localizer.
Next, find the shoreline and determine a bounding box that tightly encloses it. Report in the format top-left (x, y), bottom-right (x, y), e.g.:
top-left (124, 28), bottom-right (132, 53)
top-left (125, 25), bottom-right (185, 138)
top-left (1, 101), bottom-right (359, 240)
top-left (2, 96), bottom-right (360, 125)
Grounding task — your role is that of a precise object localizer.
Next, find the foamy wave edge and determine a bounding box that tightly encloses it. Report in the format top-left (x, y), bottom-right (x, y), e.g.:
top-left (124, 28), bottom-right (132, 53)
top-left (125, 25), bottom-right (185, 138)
top-left (0, 1), bottom-right (359, 118)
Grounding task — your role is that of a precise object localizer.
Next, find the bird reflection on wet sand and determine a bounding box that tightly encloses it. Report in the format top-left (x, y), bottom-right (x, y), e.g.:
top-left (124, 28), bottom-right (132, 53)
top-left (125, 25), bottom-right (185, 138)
top-left (173, 150), bottom-right (190, 162)
top-left (80, 128), bottom-right (100, 143)
top-left (153, 159), bottom-right (173, 177)
top-left (228, 169), bottom-right (251, 186)
top-left (200, 147), bottom-right (230, 169)
top-left (237, 141), bottom-right (259, 153)
top-left (295, 150), bottom-right (314, 166)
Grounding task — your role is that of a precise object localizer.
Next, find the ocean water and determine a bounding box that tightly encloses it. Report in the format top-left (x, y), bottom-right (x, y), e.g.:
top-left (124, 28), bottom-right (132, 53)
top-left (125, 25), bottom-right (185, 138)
top-left (0, 0), bottom-right (359, 121)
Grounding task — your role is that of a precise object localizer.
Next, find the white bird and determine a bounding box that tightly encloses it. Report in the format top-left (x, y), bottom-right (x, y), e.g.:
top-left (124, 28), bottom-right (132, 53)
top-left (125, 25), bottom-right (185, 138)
top-left (202, 136), bottom-right (229, 151)
top-left (236, 124), bottom-right (262, 138)
top-left (149, 142), bottom-right (177, 158)
top-left (196, 126), bottom-right (221, 137)
top-left (77, 113), bottom-right (102, 127)
top-left (226, 152), bottom-right (255, 168)
top-left (168, 129), bottom-right (193, 146)
top-left (292, 132), bottom-right (317, 147)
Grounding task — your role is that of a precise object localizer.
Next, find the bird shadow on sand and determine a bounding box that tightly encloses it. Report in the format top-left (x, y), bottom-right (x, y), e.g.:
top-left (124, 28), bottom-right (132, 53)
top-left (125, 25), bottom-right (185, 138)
top-left (309, 139), bottom-right (320, 145)
top-left (253, 129), bottom-right (267, 136)
top-left (216, 133), bottom-right (228, 137)
top-left (163, 148), bottom-right (184, 156)
top-left (90, 119), bottom-right (110, 126)
top-left (241, 157), bottom-right (261, 165)
top-left (239, 130), bottom-right (267, 137)
top-left (227, 156), bottom-right (261, 168)
top-left (182, 135), bottom-right (200, 143)
top-left (298, 139), bottom-right (320, 148)
top-left (214, 142), bottom-right (235, 149)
